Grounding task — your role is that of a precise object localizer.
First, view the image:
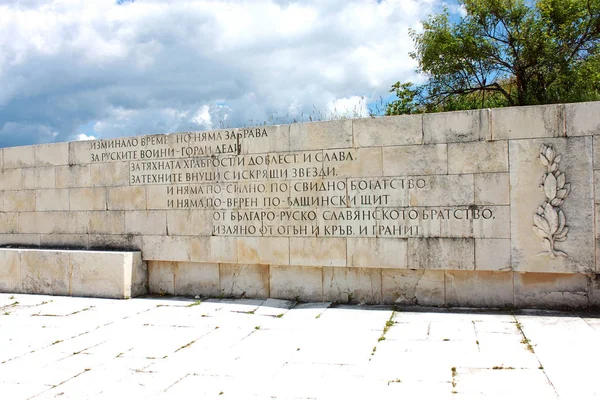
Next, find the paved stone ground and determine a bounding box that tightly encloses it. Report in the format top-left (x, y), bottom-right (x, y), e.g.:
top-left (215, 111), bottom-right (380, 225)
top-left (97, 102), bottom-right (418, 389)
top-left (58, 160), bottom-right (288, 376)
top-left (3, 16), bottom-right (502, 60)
top-left (0, 294), bottom-right (598, 400)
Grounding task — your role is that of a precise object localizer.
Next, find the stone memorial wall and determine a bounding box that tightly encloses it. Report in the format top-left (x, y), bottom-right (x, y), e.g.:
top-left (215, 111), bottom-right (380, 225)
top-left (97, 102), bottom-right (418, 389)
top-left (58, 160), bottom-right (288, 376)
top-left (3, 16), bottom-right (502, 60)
top-left (1, 101), bottom-right (600, 307)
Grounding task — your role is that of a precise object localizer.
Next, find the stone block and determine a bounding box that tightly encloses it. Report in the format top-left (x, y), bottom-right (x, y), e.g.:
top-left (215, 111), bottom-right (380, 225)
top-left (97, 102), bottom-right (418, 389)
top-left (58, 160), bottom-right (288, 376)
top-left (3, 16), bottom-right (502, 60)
top-left (509, 137), bottom-right (595, 273)
top-left (237, 237), bottom-right (290, 265)
top-left (108, 186), bottom-right (146, 210)
top-left (19, 212), bottom-right (88, 235)
top-left (474, 173), bottom-right (510, 205)
top-left (448, 140), bottom-right (508, 174)
top-left (166, 210), bottom-right (213, 236)
top-left (140, 236), bottom-right (189, 262)
top-left (289, 119), bottom-right (352, 151)
top-left (4, 145), bottom-right (35, 169)
top-left (35, 143), bottom-right (69, 166)
top-left (239, 125), bottom-right (290, 154)
top-left (40, 234), bottom-right (89, 249)
top-left (323, 267), bottom-right (382, 304)
top-left (125, 211), bottom-right (166, 235)
top-left (89, 211), bottom-right (125, 234)
top-left (475, 239), bottom-right (512, 271)
top-left (408, 174), bottom-right (474, 207)
top-left (70, 251), bottom-right (143, 299)
top-left (323, 147), bottom-right (382, 178)
top-left (514, 272), bottom-right (588, 309)
top-left (0, 169), bottom-right (23, 190)
top-left (595, 171), bottom-right (600, 203)
top-left (594, 136), bottom-right (600, 169)
top-left (148, 261), bottom-right (175, 295)
top-left (69, 140), bottom-right (93, 165)
top-left (0, 213), bottom-right (18, 234)
top-left (90, 162), bottom-right (129, 186)
top-left (70, 188), bottom-right (107, 211)
top-left (172, 262), bottom-right (220, 297)
top-left (0, 234), bottom-right (40, 247)
top-left (407, 238), bottom-right (475, 270)
top-left (0, 250), bottom-right (22, 293)
top-left (473, 206), bottom-right (510, 238)
top-left (89, 234), bottom-right (137, 250)
top-left (4, 190), bottom-right (35, 212)
top-left (20, 250), bottom-right (70, 296)
top-left (190, 236), bottom-right (237, 264)
top-left (55, 165), bottom-right (91, 188)
top-left (347, 238), bottom-right (407, 268)
top-left (36, 189), bottom-right (69, 211)
top-left (270, 265), bottom-right (323, 302)
top-left (381, 269), bottom-right (445, 306)
top-left (290, 237), bottom-right (346, 267)
top-left (382, 144), bottom-right (447, 176)
top-left (23, 167), bottom-right (56, 189)
top-left (219, 264), bottom-right (269, 298)
top-left (353, 114), bottom-right (422, 148)
top-left (565, 101), bottom-right (600, 137)
top-left (424, 108), bottom-right (489, 143)
top-left (492, 104), bottom-right (562, 140)
top-left (445, 270), bottom-right (514, 308)
top-left (588, 274), bottom-right (600, 308)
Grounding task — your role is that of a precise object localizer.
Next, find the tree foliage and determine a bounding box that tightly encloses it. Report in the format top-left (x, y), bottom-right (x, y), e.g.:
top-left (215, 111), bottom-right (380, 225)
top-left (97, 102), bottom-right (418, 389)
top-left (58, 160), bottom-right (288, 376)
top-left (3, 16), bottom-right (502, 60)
top-left (387, 0), bottom-right (600, 114)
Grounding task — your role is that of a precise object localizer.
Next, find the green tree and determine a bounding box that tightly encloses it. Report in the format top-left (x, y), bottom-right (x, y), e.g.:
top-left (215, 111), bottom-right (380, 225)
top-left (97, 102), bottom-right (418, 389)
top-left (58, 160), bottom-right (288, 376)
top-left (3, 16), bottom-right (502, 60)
top-left (387, 0), bottom-right (600, 115)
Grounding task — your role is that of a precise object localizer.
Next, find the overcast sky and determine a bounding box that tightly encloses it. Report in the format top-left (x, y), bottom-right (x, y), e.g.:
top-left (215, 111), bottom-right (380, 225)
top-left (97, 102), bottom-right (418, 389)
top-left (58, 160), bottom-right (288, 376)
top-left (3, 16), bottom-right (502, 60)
top-left (0, 0), bottom-right (458, 147)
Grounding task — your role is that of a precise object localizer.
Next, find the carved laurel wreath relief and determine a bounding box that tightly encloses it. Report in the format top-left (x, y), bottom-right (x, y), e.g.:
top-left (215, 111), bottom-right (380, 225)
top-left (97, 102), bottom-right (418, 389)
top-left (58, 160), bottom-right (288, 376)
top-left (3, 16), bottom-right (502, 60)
top-left (533, 144), bottom-right (570, 258)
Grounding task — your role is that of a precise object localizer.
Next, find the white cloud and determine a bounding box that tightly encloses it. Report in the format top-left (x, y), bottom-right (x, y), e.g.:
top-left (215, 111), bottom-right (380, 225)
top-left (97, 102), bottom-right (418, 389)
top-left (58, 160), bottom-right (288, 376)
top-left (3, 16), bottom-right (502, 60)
top-left (76, 133), bottom-right (95, 141)
top-left (0, 0), bottom-right (440, 146)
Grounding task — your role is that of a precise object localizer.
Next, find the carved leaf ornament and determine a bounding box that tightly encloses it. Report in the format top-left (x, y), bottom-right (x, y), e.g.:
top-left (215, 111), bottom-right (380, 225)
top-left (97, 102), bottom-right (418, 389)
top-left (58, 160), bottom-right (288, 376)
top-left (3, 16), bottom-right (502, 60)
top-left (533, 144), bottom-right (570, 258)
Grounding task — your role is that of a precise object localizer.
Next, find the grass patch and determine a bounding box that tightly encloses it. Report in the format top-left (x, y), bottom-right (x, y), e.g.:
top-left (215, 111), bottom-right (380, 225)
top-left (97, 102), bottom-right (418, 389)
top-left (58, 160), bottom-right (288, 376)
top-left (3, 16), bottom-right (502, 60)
top-left (187, 300), bottom-right (202, 307)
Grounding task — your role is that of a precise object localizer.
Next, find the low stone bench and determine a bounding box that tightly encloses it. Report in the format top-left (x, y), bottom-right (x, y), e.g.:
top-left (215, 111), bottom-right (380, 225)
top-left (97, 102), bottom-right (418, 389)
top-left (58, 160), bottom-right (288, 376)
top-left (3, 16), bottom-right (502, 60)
top-left (0, 249), bottom-right (147, 299)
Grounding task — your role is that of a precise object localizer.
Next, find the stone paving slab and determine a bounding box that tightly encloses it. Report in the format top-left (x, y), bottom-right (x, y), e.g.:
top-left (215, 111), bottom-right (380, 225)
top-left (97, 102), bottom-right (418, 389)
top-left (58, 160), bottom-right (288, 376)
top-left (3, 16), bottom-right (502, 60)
top-left (1, 293), bottom-right (600, 399)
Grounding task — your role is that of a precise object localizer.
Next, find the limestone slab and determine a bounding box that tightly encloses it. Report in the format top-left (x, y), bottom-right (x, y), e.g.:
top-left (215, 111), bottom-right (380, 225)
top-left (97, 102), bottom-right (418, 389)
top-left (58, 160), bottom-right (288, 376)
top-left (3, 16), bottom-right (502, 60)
top-left (36, 189), bottom-right (69, 211)
top-left (189, 236), bottom-right (237, 264)
top-left (0, 213), bottom-right (18, 234)
top-left (35, 143), bottom-right (69, 167)
top-left (323, 147), bottom-right (382, 178)
top-left (424, 108), bottom-right (489, 143)
top-left (0, 169), bottom-right (23, 190)
top-left (140, 236), bottom-right (189, 262)
top-left (322, 267), bottom-right (382, 304)
top-left (381, 269), bottom-right (444, 306)
top-left (20, 250), bottom-right (70, 296)
top-left (407, 238), bottom-right (475, 270)
top-left (166, 210), bottom-right (213, 236)
top-left (108, 187), bottom-right (146, 210)
top-left (40, 234), bottom-right (89, 249)
top-left (125, 211), bottom-right (166, 235)
top-left (565, 101), bottom-right (600, 137)
top-left (55, 165), bottom-right (91, 188)
top-left (0, 234), bottom-right (41, 247)
top-left (4, 190), bottom-right (35, 212)
top-left (509, 137), bottom-right (595, 273)
top-left (148, 261), bottom-right (176, 295)
top-left (70, 188), bottom-right (107, 211)
top-left (23, 167), bottom-right (55, 189)
top-left (90, 162), bottom-right (129, 187)
top-left (4, 145), bottom-right (35, 169)
top-left (446, 270), bottom-right (514, 308)
top-left (475, 239), bottom-right (512, 271)
top-left (289, 119), bottom-right (352, 151)
top-left (239, 125), bottom-right (290, 154)
top-left (448, 140), bottom-right (508, 174)
top-left (407, 174), bottom-right (474, 207)
top-left (237, 237), bottom-right (290, 265)
top-left (474, 173), bottom-right (510, 205)
top-left (382, 144), bottom-right (447, 176)
top-left (0, 250), bottom-right (21, 293)
top-left (492, 104), bottom-right (562, 140)
top-left (219, 264), bottom-right (269, 298)
top-left (353, 114), bottom-right (422, 147)
top-left (347, 237), bottom-right (407, 268)
top-left (89, 211), bottom-right (125, 235)
top-left (290, 237), bottom-right (346, 267)
top-left (514, 272), bottom-right (588, 309)
top-left (270, 265), bottom-right (323, 302)
top-left (173, 262), bottom-right (220, 297)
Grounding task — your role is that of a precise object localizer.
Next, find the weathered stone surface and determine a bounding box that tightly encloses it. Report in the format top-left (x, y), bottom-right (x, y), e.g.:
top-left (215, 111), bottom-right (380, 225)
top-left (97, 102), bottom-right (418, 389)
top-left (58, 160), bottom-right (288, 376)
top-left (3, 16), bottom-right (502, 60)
top-left (70, 251), bottom-right (140, 298)
top-left (514, 272), bottom-right (588, 309)
top-left (0, 169), bottom-right (23, 190)
top-left (4, 190), bottom-right (35, 212)
top-left (148, 261), bottom-right (176, 295)
top-left (237, 237), bottom-right (289, 265)
top-left (108, 186), bottom-right (146, 210)
top-left (289, 119), bottom-right (352, 151)
top-left (424, 108), bottom-right (489, 143)
top-left (353, 114), bottom-right (422, 147)
top-left (270, 265), bottom-right (323, 302)
top-left (19, 212), bottom-right (89, 234)
top-left (408, 174), bottom-right (474, 207)
top-left (166, 210), bottom-right (213, 236)
top-left (55, 165), bottom-right (91, 188)
top-left (565, 101), bottom-right (600, 137)
top-left (448, 140), bottom-right (508, 174)
top-left (4, 145), bottom-right (35, 169)
top-left (35, 143), bottom-right (69, 167)
top-left (446, 270), bottom-right (514, 307)
top-left (381, 269), bottom-right (444, 306)
top-left (24, 167), bottom-right (56, 189)
top-left (407, 238), bottom-right (475, 270)
top-left (36, 189), bottom-right (69, 211)
top-left (347, 238), bottom-right (407, 268)
top-left (173, 262), bottom-right (220, 297)
top-left (126, 211), bottom-right (166, 235)
top-left (189, 236), bottom-right (237, 264)
top-left (493, 104), bottom-right (562, 140)
top-left (0, 234), bottom-right (41, 247)
top-left (40, 234), bottom-right (89, 248)
top-left (382, 144), bottom-right (447, 176)
top-left (140, 236), bottom-right (189, 262)
top-left (323, 267), bottom-right (382, 304)
top-left (219, 264), bottom-right (269, 298)
top-left (324, 147), bottom-right (382, 178)
top-left (509, 137), bottom-right (594, 273)
top-left (0, 213), bottom-right (18, 234)
top-left (474, 173), bottom-right (510, 205)
top-left (240, 125), bottom-right (290, 154)
top-left (0, 250), bottom-right (21, 293)
top-left (89, 211), bottom-right (125, 234)
top-left (290, 238), bottom-right (346, 267)
top-left (70, 188), bottom-right (107, 211)
top-left (475, 239), bottom-right (512, 271)
top-left (20, 250), bottom-right (70, 296)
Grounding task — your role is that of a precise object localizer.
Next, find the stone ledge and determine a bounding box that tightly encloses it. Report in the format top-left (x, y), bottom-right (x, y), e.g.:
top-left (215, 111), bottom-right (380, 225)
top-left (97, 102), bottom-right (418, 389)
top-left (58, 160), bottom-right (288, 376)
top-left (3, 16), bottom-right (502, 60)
top-left (0, 248), bottom-right (147, 299)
